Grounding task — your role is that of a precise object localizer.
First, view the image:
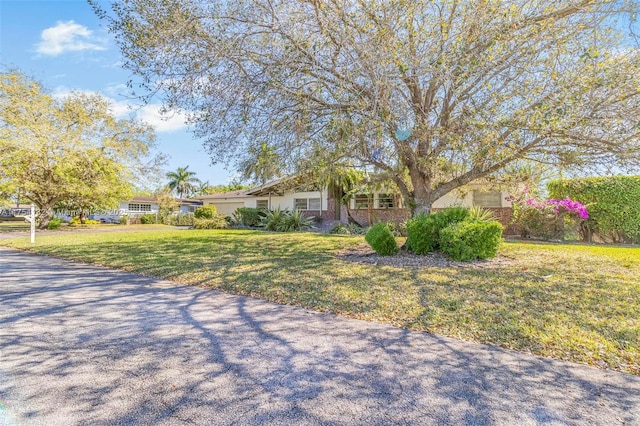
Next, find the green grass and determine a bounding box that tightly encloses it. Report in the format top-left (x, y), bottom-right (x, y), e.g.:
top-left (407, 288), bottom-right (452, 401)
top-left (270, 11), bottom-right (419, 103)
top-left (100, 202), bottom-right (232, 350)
top-left (3, 229), bottom-right (639, 375)
top-left (0, 221), bottom-right (29, 230)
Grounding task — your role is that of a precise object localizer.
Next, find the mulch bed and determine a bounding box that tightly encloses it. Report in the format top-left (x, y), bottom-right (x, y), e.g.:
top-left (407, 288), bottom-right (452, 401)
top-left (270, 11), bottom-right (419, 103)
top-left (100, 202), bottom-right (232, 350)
top-left (336, 244), bottom-right (515, 269)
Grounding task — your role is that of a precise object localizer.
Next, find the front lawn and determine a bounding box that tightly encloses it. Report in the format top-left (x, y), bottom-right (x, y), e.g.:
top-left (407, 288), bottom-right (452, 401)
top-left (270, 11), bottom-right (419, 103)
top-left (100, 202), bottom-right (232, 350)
top-left (3, 229), bottom-right (639, 375)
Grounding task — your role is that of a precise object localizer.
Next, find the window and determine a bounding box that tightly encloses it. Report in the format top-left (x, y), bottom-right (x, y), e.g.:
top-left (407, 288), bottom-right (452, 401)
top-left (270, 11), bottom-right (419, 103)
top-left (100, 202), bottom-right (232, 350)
top-left (472, 190), bottom-right (502, 208)
top-left (354, 194), bottom-right (373, 209)
top-left (377, 194), bottom-right (394, 209)
top-left (293, 198), bottom-right (321, 210)
top-left (294, 198), bottom-right (308, 210)
top-left (256, 199), bottom-right (269, 209)
top-left (128, 203), bottom-right (152, 212)
top-left (308, 198), bottom-right (321, 210)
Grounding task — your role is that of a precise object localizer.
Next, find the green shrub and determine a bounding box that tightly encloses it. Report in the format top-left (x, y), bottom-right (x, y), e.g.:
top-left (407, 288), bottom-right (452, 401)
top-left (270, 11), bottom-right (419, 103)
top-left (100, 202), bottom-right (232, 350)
top-left (365, 222), bottom-right (399, 255)
top-left (548, 176), bottom-right (640, 243)
top-left (282, 209), bottom-right (315, 232)
top-left (140, 214), bottom-right (157, 224)
top-left (233, 207), bottom-right (264, 227)
top-left (329, 222), bottom-right (368, 235)
top-left (164, 213), bottom-right (195, 226)
top-left (406, 207), bottom-right (469, 254)
top-left (468, 206), bottom-right (497, 222)
top-left (47, 218), bottom-right (62, 230)
top-left (120, 215), bottom-right (129, 225)
top-left (330, 223), bottom-right (351, 235)
top-left (260, 207), bottom-right (288, 231)
top-left (405, 214), bottom-right (438, 254)
top-left (194, 206), bottom-right (217, 219)
top-left (193, 215), bottom-right (228, 229)
top-left (440, 220), bottom-right (503, 261)
top-left (386, 221), bottom-right (407, 237)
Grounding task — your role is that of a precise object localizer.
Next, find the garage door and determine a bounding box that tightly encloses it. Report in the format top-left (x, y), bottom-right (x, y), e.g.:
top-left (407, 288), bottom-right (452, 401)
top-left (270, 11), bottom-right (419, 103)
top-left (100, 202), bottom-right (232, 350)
top-left (213, 202), bottom-right (245, 216)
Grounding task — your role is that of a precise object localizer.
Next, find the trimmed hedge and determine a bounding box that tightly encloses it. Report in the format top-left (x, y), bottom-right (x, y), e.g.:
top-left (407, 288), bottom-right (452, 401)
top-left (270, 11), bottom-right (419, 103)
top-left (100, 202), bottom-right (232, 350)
top-left (233, 207), bottom-right (264, 227)
top-left (440, 220), bottom-right (503, 261)
top-left (365, 222), bottom-right (399, 255)
top-left (140, 214), bottom-right (157, 224)
top-left (194, 206), bottom-right (217, 219)
top-left (193, 215), bottom-right (228, 229)
top-left (547, 176), bottom-right (640, 243)
top-left (406, 207), bottom-right (469, 254)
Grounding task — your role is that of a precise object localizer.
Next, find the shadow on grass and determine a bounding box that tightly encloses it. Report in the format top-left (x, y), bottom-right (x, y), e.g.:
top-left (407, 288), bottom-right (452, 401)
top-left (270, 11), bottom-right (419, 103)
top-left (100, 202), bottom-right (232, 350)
top-left (1, 247), bottom-right (639, 424)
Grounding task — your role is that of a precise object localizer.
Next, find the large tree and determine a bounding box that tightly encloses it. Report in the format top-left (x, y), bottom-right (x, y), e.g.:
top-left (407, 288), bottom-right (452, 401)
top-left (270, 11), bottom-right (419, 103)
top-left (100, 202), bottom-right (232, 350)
top-left (0, 71), bottom-right (159, 228)
top-left (96, 0), bottom-right (640, 214)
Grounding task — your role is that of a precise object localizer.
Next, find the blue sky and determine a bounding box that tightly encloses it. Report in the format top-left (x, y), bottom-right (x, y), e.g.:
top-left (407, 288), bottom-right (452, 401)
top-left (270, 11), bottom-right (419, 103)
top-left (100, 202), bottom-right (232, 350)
top-left (0, 0), bottom-right (234, 187)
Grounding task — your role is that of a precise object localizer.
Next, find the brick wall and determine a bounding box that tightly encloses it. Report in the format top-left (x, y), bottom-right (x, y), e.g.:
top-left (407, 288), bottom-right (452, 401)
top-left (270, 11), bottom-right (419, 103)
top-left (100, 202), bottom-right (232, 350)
top-left (313, 196), bottom-right (519, 235)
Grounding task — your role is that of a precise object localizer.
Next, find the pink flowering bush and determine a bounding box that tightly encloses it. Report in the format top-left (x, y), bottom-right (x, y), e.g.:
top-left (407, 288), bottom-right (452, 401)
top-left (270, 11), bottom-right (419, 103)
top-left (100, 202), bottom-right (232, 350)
top-left (510, 191), bottom-right (589, 241)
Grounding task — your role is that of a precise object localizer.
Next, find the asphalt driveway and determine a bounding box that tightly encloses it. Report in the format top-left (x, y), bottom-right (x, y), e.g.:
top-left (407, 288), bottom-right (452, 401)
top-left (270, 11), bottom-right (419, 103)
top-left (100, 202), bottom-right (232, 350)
top-left (1, 247), bottom-right (639, 425)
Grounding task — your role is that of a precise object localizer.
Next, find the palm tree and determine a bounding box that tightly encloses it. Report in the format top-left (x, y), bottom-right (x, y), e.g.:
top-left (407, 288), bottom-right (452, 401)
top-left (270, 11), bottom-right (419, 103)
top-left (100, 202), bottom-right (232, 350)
top-left (166, 166), bottom-right (200, 199)
top-left (195, 180), bottom-right (212, 196)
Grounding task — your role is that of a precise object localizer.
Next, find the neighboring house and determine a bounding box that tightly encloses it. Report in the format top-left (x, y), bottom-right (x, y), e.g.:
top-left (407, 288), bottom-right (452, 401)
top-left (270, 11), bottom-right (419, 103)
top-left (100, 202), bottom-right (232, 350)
top-left (199, 177), bottom-right (517, 233)
top-left (57, 196), bottom-right (203, 223)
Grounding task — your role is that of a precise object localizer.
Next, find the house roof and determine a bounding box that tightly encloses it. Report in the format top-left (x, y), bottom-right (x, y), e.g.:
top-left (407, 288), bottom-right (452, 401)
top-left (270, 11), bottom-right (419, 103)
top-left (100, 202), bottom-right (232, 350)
top-left (128, 196), bottom-right (202, 206)
top-left (197, 190), bottom-right (253, 200)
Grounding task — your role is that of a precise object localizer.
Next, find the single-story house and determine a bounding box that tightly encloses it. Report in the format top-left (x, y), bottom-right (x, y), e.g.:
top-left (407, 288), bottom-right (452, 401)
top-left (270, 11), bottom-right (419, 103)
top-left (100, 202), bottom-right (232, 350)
top-left (199, 178), bottom-right (517, 233)
top-left (56, 196), bottom-right (203, 223)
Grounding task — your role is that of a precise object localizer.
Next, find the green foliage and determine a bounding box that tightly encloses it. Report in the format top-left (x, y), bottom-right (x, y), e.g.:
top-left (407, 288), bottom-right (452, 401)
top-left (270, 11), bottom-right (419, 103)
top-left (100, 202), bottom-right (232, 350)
top-left (282, 209), bottom-right (315, 232)
top-left (406, 207), bottom-right (470, 254)
top-left (440, 220), bottom-right (503, 261)
top-left (512, 203), bottom-right (570, 241)
top-left (233, 207), bottom-right (264, 227)
top-left (0, 70), bottom-right (159, 229)
top-left (329, 222), bottom-right (367, 235)
top-left (47, 218), bottom-right (62, 230)
top-left (468, 206), bottom-right (497, 222)
top-left (120, 215), bottom-right (129, 225)
top-left (194, 206), bottom-right (217, 219)
top-left (164, 213), bottom-right (195, 226)
top-left (365, 222), bottom-right (399, 256)
top-left (260, 207), bottom-right (288, 231)
top-left (406, 214), bottom-right (439, 254)
top-left (140, 214), bottom-right (157, 224)
top-left (193, 215), bottom-right (228, 229)
top-left (548, 176), bottom-right (640, 243)
top-left (259, 207), bottom-right (314, 232)
top-left (166, 166), bottom-right (200, 199)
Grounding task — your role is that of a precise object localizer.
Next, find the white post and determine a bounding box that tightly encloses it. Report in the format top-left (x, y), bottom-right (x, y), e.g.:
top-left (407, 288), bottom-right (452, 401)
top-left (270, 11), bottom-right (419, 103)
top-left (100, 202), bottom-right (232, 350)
top-left (30, 204), bottom-right (35, 244)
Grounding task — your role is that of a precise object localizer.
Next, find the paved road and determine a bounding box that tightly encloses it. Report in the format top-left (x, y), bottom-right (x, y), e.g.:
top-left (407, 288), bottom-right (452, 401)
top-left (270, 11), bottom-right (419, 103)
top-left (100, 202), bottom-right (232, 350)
top-left (1, 247), bottom-right (639, 425)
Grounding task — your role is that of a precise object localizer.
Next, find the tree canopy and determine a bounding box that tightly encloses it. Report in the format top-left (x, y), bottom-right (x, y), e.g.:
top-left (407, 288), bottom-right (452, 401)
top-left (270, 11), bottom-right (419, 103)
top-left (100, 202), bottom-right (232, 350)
top-left (166, 165), bottom-right (200, 198)
top-left (0, 70), bottom-right (161, 227)
top-left (96, 0), bottom-right (640, 213)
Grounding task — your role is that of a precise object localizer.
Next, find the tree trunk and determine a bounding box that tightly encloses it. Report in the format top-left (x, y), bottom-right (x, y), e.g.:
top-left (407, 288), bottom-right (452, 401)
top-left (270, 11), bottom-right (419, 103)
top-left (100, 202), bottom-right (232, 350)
top-left (37, 205), bottom-right (52, 230)
top-left (79, 209), bottom-right (86, 224)
top-left (407, 167), bottom-right (433, 217)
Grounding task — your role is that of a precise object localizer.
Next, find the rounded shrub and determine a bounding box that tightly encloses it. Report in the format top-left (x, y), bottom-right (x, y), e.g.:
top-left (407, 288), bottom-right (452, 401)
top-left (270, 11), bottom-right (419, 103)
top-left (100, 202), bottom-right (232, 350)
top-left (194, 206), bottom-right (217, 219)
top-left (47, 218), bottom-right (62, 230)
top-left (405, 213), bottom-right (439, 254)
top-left (440, 220), bottom-right (503, 261)
top-left (365, 222), bottom-right (399, 256)
top-left (406, 207), bottom-right (470, 254)
top-left (233, 207), bottom-right (264, 227)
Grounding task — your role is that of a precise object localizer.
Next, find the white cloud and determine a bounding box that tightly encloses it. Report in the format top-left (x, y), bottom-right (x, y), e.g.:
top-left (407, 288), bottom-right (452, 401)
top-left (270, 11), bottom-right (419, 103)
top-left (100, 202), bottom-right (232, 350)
top-left (51, 86), bottom-right (188, 133)
top-left (136, 105), bottom-right (188, 133)
top-left (36, 21), bottom-right (106, 56)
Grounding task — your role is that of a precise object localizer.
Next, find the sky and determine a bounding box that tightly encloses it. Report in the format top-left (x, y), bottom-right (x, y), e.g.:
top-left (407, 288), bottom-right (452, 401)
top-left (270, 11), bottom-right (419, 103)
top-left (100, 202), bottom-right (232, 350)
top-left (0, 0), bottom-right (235, 187)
